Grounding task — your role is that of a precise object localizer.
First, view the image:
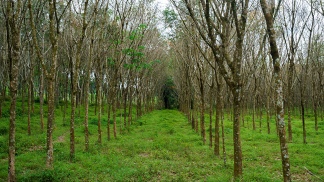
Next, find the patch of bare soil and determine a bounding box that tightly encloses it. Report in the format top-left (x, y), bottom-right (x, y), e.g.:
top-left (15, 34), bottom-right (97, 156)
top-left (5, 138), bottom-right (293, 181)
top-left (139, 152), bottom-right (150, 158)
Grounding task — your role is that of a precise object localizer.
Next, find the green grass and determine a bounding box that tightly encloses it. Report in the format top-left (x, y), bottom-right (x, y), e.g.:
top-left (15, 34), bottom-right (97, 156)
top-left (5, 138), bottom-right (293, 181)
top-left (0, 102), bottom-right (323, 181)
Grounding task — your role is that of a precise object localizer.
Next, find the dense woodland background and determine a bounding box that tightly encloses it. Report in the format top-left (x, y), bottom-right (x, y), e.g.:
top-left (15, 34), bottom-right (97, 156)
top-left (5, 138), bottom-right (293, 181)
top-left (0, 0), bottom-right (323, 181)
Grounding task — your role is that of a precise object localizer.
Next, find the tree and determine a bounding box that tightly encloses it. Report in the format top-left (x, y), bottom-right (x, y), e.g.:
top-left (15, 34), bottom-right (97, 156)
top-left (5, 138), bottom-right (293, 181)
top-left (28, 0), bottom-right (69, 168)
top-left (5, 0), bottom-right (23, 180)
top-left (172, 0), bottom-right (250, 179)
top-left (69, 0), bottom-right (91, 160)
top-left (260, 0), bottom-right (291, 181)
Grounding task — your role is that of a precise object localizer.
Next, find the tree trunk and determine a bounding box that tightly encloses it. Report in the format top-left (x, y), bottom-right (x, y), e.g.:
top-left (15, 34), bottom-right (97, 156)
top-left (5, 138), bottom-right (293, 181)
top-left (267, 95), bottom-right (270, 134)
top-left (46, 76), bottom-right (55, 168)
top-left (45, 0), bottom-right (59, 168)
top-left (260, 1), bottom-right (291, 180)
top-left (84, 73), bottom-right (90, 150)
top-left (191, 96), bottom-right (195, 130)
top-left (63, 72), bottom-right (68, 125)
top-left (39, 67), bottom-right (44, 131)
top-left (314, 102), bottom-right (318, 132)
top-left (97, 82), bottom-right (102, 144)
top-left (107, 99), bottom-right (111, 141)
top-left (84, 25), bottom-right (95, 151)
top-left (21, 79), bottom-right (26, 114)
top-left (128, 76), bottom-right (133, 126)
top-left (214, 83), bottom-right (221, 156)
top-left (195, 106), bottom-right (199, 133)
top-left (199, 81), bottom-right (206, 144)
top-left (232, 86), bottom-right (242, 178)
top-left (209, 92), bottom-right (213, 149)
top-left (259, 98), bottom-right (262, 133)
top-left (70, 67), bottom-right (77, 160)
top-left (27, 78), bottom-right (32, 136)
top-left (112, 70), bottom-right (118, 139)
top-left (253, 78), bottom-right (256, 130)
top-left (6, 0), bottom-right (22, 180)
top-left (301, 93), bottom-right (306, 144)
top-left (221, 104), bottom-right (226, 167)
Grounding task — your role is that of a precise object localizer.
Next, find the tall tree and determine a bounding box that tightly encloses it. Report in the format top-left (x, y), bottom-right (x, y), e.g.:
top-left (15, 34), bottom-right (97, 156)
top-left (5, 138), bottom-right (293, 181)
top-left (69, 0), bottom-right (90, 161)
top-left (28, 0), bottom-right (66, 168)
top-left (174, 0), bottom-right (250, 179)
top-left (260, 0), bottom-right (291, 181)
top-left (5, 0), bottom-right (23, 180)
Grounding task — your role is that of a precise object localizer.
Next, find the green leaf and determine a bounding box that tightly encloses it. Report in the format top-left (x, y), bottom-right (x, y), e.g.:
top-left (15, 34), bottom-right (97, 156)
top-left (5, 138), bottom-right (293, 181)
top-left (138, 45), bottom-right (145, 50)
top-left (139, 24), bottom-right (147, 29)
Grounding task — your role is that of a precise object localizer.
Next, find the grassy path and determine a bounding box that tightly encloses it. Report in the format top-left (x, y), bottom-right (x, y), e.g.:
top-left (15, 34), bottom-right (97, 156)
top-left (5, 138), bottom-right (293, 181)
top-left (94, 109), bottom-right (228, 181)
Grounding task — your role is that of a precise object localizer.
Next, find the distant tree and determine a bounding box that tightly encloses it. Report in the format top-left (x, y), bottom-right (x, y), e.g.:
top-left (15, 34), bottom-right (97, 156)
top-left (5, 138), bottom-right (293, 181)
top-left (69, 0), bottom-right (91, 160)
top-left (281, 0), bottom-right (311, 142)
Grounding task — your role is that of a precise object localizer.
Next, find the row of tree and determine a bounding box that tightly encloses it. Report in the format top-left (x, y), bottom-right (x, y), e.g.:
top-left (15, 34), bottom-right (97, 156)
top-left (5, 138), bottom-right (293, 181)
top-left (1, 0), bottom-right (170, 181)
top-left (166, 0), bottom-right (323, 181)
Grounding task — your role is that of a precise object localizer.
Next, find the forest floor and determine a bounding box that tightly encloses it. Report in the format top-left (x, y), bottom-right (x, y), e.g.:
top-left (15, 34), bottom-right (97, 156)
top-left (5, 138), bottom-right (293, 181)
top-left (0, 105), bottom-right (324, 181)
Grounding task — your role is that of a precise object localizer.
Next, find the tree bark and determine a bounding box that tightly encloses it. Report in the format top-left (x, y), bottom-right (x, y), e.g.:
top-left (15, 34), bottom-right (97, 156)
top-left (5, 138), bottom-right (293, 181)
top-left (232, 86), bottom-right (243, 178)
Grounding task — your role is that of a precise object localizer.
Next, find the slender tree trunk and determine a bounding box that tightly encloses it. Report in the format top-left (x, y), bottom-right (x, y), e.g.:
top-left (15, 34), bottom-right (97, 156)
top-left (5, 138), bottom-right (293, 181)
top-left (260, 1), bottom-right (291, 180)
top-left (70, 68), bottom-right (77, 160)
top-left (287, 104), bottom-right (292, 141)
top-left (27, 78), bottom-right (32, 135)
top-left (253, 79), bottom-right (256, 130)
top-left (46, 76), bottom-right (55, 168)
top-left (84, 31), bottom-right (95, 151)
top-left (45, 0), bottom-right (59, 168)
top-left (113, 70), bottom-right (118, 139)
top-left (39, 67), bottom-right (44, 131)
top-left (191, 96), bottom-right (195, 130)
top-left (232, 86), bottom-right (242, 178)
top-left (6, 0), bottom-right (22, 180)
top-left (301, 92), bottom-right (306, 144)
top-left (94, 78), bottom-right (98, 115)
top-left (209, 91), bottom-right (213, 148)
top-left (128, 75), bottom-right (133, 126)
top-left (107, 99), bottom-right (111, 141)
top-left (214, 83), bottom-right (221, 156)
top-left (199, 82), bottom-right (206, 144)
top-left (195, 106), bottom-right (199, 133)
top-left (128, 87), bottom-right (133, 126)
top-left (121, 72), bottom-right (127, 129)
top-left (21, 80), bottom-right (25, 114)
top-left (28, 62), bottom-right (34, 130)
top-left (287, 49), bottom-right (294, 142)
top-left (97, 81), bottom-right (102, 144)
top-left (314, 102), bottom-right (318, 132)
top-left (123, 87), bottom-right (128, 129)
top-left (221, 105), bottom-right (226, 166)
top-left (259, 98), bottom-right (262, 132)
top-left (84, 74), bottom-right (90, 150)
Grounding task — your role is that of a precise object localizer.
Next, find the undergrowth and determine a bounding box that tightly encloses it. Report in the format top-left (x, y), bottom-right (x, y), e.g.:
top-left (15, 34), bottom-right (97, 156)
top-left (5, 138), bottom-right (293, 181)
top-left (0, 102), bottom-right (323, 181)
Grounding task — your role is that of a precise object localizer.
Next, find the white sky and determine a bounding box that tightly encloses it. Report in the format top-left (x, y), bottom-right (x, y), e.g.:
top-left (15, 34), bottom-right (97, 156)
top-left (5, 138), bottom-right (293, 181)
top-left (155, 0), bottom-right (171, 9)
